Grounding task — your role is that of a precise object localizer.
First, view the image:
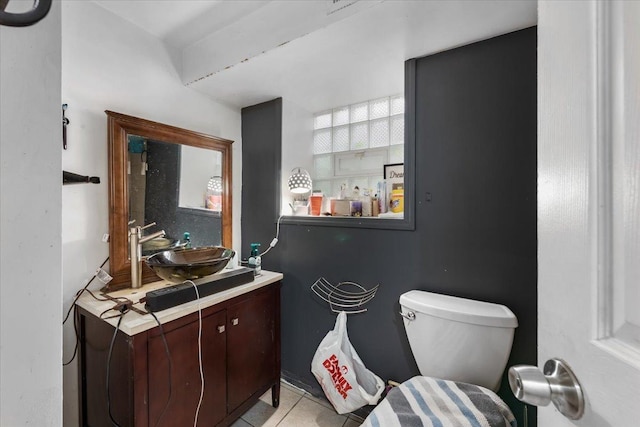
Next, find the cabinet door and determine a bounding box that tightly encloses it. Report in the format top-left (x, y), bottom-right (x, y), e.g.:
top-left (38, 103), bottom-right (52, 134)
top-left (226, 287), bottom-right (278, 411)
top-left (148, 309), bottom-right (227, 427)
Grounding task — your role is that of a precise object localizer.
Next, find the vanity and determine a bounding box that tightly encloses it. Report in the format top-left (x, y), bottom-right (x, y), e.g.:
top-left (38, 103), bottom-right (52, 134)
top-left (76, 270), bottom-right (283, 427)
top-left (76, 111), bottom-right (280, 425)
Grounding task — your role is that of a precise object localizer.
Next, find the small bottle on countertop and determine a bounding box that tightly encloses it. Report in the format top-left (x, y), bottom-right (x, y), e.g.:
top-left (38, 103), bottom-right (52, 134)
top-left (248, 243), bottom-right (261, 275)
top-left (183, 232), bottom-right (191, 248)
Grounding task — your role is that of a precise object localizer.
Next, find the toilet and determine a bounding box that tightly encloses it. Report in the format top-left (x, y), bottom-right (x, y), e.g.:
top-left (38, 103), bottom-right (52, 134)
top-left (361, 290), bottom-right (519, 427)
top-left (400, 290), bottom-right (518, 391)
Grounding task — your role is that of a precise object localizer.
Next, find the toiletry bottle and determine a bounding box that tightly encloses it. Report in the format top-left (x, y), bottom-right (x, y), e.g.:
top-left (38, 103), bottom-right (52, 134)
top-left (183, 232), bottom-right (191, 248)
top-left (248, 243), bottom-right (261, 275)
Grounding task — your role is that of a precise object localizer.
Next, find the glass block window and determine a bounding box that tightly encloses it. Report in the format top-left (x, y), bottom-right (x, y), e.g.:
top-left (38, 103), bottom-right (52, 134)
top-left (332, 107), bottom-right (349, 127)
top-left (389, 144), bottom-right (404, 164)
top-left (390, 115), bottom-right (404, 145)
top-left (313, 128), bottom-right (332, 154)
top-left (350, 122), bottom-right (369, 150)
top-left (313, 155), bottom-right (333, 179)
top-left (351, 176), bottom-right (370, 193)
top-left (313, 180), bottom-right (333, 197)
top-left (350, 102), bottom-right (369, 123)
top-left (370, 118), bottom-right (390, 148)
top-left (312, 95), bottom-right (404, 200)
top-left (370, 97), bottom-right (390, 120)
top-left (390, 95), bottom-right (405, 116)
top-left (334, 149), bottom-right (387, 176)
top-left (332, 125), bottom-right (350, 152)
top-left (314, 111), bottom-right (332, 129)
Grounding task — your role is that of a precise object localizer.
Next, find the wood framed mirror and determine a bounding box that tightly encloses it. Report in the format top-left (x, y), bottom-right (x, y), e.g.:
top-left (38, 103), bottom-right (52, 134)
top-left (106, 111), bottom-right (233, 291)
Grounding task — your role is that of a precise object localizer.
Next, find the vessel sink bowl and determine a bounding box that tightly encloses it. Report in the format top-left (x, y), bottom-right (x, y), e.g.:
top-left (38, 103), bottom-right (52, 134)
top-left (145, 246), bottom-right (235, 283)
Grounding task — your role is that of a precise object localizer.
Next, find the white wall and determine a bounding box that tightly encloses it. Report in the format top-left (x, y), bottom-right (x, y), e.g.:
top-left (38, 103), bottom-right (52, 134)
top-left (179, 147), bottom-right (221, 208)
top-left (61, 2), bottom-right (242, 425)
top-left (0, 2), bottom-right (63, 426)
top-left (281, 99), bottom-right (314, 213)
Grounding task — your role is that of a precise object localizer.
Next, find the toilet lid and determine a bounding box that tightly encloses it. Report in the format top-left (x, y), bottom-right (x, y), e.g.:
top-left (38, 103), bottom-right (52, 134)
top-left (399, 290), bottom-right (518, 328)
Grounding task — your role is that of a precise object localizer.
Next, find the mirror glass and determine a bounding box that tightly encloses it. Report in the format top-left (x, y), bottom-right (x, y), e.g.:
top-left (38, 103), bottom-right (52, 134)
top-left (106, 111), bottom-right (233, 290)
top-left (128, 137), bottom-right (224, 256)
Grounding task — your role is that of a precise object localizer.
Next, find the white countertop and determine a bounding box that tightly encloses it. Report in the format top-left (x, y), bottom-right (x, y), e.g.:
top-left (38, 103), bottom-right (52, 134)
top-left (75, 269), bottom-right (283, 336)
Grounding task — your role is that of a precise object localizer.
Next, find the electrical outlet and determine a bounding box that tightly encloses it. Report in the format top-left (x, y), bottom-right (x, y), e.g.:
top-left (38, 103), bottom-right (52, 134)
top-left (102, 233), bottom-right (110, 243)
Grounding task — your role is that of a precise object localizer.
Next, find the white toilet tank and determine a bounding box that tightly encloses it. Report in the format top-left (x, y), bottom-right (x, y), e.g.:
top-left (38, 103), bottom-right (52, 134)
top-left (400, 290), bottom-right (518, 391)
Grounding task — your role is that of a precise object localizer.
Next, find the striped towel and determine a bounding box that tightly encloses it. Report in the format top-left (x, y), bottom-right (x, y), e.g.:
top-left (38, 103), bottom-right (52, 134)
top-left (362, 376), bottom-right (517, 427)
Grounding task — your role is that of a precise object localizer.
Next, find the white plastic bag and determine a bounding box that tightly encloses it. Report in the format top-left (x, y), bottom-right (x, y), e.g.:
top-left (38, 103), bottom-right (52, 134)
top-left (311, 311), bottom-right (385, 414)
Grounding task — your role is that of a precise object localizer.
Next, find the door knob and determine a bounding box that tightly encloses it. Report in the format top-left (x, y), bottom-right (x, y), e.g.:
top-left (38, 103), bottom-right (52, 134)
top-left (508, 358), bottom-right (584, 420)
top-left (231, 318), bottom-right (239, 326)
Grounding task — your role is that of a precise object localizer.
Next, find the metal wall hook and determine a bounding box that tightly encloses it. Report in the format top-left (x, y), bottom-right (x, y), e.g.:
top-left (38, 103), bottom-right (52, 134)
top-left (508, 358), bottom-right (585, 420)
top-left (63, 170), bottom-right (100, 185)
top-left (62, 104), bottom-right (69, 150)
top-left (311, 277), bottom-right (378, 314)
top-left (0, 0), bottom-right (52, 27)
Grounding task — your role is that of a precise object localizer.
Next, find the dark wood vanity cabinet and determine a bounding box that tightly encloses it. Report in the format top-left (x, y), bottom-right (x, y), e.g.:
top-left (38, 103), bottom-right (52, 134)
top-left (147, 309), bottom-right (227, 426)
top-left (78, 282), bottom-right (281, 427)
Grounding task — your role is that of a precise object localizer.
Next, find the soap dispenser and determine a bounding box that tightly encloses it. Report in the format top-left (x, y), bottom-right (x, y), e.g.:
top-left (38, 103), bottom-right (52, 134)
top-left (248, 243), bottom-right (261, 275)
top-left (183, 232), bottom-right (191, 248)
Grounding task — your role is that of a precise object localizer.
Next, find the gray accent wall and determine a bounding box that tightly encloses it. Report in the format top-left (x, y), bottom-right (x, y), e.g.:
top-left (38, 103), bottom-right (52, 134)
top-left (241, 27), bottom-right (537, 426)
top-left (241, 98), bottom-right (283, 263)
top-left (145, 140), bottom-right (222, 247)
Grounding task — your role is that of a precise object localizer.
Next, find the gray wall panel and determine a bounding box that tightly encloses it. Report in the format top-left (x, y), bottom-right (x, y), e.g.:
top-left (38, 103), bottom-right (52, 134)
top-left (241, 27), bottom-right (537, 426)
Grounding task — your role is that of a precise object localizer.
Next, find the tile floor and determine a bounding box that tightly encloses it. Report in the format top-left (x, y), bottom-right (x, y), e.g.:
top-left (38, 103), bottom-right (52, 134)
top-left (230, 381), bottom-right (364, 427)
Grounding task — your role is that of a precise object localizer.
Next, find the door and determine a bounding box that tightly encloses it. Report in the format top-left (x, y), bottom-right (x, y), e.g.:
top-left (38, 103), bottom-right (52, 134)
top-left (148, 309), bottom-right (227, 427)
top-left (538, 1), bottom-right (640, 425)
top-left (226, 286), bottom-right (278, 411)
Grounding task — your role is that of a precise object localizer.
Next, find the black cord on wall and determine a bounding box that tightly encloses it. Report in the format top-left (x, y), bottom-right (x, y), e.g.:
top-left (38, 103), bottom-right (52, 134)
top-left (63, 257), bottom-right (109, 325)
top-left (62, 306), bottom-right (80, 366)
top-left (66, 268), bottom-right (203, 426)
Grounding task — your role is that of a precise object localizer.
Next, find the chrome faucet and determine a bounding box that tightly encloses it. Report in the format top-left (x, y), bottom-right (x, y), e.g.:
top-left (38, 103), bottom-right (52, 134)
top-left (129, 222), bottom-right (165, 289)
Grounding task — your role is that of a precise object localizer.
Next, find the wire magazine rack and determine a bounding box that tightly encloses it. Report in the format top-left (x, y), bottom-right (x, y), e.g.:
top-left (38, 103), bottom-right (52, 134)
top-left (311, 277), bottom-right (379, 314)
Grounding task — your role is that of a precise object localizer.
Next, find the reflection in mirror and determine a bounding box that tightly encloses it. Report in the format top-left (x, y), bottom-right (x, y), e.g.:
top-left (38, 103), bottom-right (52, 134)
top-left (127, 137), bottom-right (223, 257)
top-left (106, 111), bottom-right (233, 291)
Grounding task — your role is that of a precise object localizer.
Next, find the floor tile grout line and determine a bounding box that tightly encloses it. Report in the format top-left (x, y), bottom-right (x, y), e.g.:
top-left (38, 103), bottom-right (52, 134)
top-left (239, 380), bottom-right (362, 427)
top-left (302, 391), bottom-right (334, 411)
top-left (282, 394), bottom-right (353, 427)
top-left (240, 383), bottom-right (305, 427)
top-left (273, 392), bottom-right (306, 426)
top-left (239, 413), bottom-right (256, 427)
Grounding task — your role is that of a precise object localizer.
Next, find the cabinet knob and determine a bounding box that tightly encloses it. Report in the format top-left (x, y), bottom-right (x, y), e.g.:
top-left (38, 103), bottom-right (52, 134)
top-left (231, 318), bottom-right (239, 326)
top-left (217, 325), bottom-right (225, 334)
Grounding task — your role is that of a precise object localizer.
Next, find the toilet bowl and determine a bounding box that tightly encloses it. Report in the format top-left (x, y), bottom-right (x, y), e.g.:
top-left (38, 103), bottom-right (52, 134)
top-left (361, 291), bottom-right (519, 427)
top-left (400, 290), bottom-right (518, 391)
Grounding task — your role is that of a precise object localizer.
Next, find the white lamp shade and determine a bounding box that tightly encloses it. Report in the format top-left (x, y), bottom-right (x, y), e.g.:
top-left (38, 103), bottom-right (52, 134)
top-left (207, 176), bottom-right (223, 193)
top-left (288, 168), bottom-right (312, 194)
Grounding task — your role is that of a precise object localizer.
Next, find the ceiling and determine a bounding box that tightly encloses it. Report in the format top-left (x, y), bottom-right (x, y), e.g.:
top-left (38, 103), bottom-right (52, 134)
top-left (93, 0), bottom-right (537, 113)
